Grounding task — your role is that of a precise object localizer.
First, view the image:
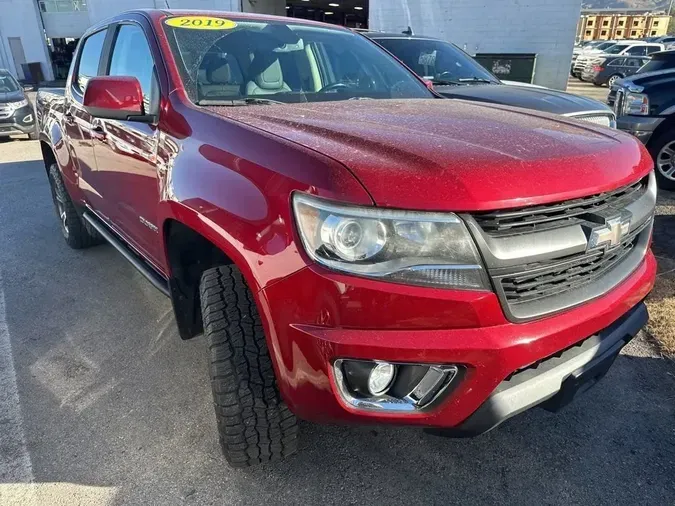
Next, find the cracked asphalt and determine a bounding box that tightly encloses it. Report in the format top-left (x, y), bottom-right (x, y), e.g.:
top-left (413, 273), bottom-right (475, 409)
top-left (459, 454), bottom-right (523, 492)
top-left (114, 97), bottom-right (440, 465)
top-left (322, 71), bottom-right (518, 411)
top-left (0, 139), bottom-right (673, 506)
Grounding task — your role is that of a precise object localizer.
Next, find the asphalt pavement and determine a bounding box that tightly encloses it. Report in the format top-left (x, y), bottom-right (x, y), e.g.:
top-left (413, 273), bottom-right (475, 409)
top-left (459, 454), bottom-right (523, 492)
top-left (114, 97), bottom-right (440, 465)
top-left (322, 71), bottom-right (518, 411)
top-left (565, 75), bottom-right (612, 103)
top-left (0, 138), bottom-right (673, 506)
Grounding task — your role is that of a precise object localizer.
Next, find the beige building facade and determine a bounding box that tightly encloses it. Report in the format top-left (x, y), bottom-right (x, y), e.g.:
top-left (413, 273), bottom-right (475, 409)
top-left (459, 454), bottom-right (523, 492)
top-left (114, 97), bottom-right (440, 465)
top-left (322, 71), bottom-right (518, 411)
top-left (577, 10), bottom-right (670, 41)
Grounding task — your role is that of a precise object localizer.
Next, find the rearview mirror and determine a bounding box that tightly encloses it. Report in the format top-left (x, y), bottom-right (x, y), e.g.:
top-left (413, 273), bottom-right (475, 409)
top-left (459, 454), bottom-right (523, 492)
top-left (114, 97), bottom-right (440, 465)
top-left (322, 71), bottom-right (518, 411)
top-left (83, 76), bottom-right (151, 122)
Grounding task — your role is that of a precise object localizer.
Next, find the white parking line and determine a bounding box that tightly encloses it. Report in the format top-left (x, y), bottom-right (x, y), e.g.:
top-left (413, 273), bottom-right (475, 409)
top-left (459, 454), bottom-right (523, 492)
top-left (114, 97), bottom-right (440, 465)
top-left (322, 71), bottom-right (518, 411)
top-left (0, 271), bottom-right (34, 483)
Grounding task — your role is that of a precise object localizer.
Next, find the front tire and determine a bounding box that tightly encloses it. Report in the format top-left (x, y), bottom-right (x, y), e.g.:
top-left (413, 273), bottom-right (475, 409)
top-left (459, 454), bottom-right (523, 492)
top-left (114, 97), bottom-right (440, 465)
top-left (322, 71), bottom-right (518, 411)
top-left (47, 163), bottom-right (102, 249)
top-left (200, 265), bottom-right (298, 468)
top-left (649, 131), bottom-right (675, 191)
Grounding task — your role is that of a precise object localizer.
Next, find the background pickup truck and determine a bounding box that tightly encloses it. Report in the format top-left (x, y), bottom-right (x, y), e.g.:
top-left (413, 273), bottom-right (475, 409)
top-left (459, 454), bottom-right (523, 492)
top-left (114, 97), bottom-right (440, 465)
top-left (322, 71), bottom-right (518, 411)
top-left (610, 68), bottom-right (675, 191)
top-left (37, 9), bottom-right (656, 469)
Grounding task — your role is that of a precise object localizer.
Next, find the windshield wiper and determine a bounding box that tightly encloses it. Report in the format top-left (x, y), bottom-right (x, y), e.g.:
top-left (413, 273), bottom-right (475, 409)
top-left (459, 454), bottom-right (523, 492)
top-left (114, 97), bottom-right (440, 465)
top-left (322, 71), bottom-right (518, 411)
top-left (432, 77), bottom-right (495, 86)
top-left (197, 98), bottom-right (285, 106)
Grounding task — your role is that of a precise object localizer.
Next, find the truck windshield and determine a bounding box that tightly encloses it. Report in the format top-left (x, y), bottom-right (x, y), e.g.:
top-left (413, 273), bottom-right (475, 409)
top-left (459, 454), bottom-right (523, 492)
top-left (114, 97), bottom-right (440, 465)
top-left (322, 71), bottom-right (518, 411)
top-left (0, 72), bottom-right (20, 93)
top-left (162, 17), bottom-right (433, 105)
top-left (372, 38), bottom-right (499, 85)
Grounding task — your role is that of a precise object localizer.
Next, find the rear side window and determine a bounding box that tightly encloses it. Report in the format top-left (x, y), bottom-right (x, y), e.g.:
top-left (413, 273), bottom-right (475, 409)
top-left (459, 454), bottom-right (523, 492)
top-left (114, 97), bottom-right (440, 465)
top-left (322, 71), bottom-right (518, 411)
top-left (625, 46), bottom-right (647, 56)
top-left (75, 29), bottom-right (107, 94)
top-left (607, 58), bottom-right (625, 66)
top-left (638, 58), bottom-right (674, 73)
top-left (646, 46), bottom-right (661, 55)
top-left (107, 24), bottom-right (159, 114)
top-left (626, 58), bottom-right (643, 68)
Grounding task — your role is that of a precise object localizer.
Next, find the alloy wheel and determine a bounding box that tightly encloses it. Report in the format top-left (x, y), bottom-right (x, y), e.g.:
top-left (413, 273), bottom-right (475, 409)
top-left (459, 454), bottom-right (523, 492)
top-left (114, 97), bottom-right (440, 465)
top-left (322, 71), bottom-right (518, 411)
top-left (657, 140), bottom-right (675, 181)
top-left (55, 190), bottom-right (69, 237)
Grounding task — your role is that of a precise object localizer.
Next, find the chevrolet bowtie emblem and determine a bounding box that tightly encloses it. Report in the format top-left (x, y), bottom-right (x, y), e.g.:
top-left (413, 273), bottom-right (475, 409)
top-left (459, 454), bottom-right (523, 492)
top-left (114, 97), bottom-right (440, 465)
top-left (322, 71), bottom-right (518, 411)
top-left (586, 212), bottom-right (632, 251)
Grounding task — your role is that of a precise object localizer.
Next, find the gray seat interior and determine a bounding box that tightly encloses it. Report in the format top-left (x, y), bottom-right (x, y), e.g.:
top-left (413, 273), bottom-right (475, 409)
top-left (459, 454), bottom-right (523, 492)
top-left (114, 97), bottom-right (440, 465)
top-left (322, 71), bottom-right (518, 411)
top-left (245, 55), bottom-right (291, 95)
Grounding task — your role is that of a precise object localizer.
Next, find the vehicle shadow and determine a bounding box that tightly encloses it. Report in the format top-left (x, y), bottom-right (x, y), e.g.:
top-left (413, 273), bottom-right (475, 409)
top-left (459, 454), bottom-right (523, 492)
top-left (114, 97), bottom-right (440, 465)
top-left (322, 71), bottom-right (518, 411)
top-left (0, 160), bottom-right (673, 505)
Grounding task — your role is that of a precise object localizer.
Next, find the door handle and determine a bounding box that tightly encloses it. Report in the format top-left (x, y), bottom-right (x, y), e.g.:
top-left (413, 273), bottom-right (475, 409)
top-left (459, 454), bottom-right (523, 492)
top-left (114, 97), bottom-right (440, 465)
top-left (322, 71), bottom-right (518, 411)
top-left (90, 124), bottom-right (107, 142)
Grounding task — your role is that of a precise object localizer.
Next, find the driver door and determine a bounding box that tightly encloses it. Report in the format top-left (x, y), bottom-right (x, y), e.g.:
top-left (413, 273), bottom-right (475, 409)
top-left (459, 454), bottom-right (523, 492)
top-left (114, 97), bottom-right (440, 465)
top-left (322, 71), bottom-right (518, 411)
top-left (91, 22), bottom-right (165, 271)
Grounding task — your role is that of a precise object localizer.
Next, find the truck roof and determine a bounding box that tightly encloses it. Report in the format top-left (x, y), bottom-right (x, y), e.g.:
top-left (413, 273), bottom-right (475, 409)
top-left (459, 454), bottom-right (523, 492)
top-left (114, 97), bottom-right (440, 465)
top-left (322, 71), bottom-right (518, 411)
top-left (133, 8), bottom-right (351, 31)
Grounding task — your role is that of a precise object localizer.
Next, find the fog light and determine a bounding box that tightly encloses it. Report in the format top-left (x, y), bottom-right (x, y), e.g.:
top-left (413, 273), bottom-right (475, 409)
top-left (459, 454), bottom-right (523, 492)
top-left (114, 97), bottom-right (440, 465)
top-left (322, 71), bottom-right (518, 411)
top-left (334, 359), bottom-right (461, 413)
top-left (368, 362), bottom-right (396, 396)
top-left (22, 114), bottom-right (33, 123)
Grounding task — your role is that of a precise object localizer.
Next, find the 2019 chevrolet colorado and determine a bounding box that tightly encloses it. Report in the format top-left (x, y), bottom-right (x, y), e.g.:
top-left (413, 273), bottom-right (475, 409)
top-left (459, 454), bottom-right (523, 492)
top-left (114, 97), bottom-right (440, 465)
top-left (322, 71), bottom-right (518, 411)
top-left (36, 10), bottom-right (657, 468)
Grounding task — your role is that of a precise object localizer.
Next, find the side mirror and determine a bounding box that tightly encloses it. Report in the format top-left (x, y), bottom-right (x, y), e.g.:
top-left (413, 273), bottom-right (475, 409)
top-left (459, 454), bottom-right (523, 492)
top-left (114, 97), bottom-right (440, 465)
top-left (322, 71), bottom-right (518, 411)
top-left (22, 84), bottom-right (34, 92)
top-left (83, 76), bottom-right (151, 122)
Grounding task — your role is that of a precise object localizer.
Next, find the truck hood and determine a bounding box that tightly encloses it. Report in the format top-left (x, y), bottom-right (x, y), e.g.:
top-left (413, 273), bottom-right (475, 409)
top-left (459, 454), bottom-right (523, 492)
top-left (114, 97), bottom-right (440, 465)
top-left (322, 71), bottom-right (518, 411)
top-left (216, 99), bottom-right (649, 211)
top-left (434, 83), bottom-right (611, 115)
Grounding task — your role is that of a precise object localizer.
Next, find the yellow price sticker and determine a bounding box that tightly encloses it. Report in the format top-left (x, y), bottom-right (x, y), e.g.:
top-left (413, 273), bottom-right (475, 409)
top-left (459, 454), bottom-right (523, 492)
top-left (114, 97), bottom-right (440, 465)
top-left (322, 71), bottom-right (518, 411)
top-left (165, 16), bottom-right (237, 30)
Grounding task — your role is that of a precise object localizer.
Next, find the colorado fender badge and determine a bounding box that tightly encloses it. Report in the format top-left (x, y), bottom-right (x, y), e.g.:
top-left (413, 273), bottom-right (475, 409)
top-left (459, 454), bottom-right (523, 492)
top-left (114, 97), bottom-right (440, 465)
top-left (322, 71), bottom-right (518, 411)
top-left (165, 16), bottom-right (237, 30)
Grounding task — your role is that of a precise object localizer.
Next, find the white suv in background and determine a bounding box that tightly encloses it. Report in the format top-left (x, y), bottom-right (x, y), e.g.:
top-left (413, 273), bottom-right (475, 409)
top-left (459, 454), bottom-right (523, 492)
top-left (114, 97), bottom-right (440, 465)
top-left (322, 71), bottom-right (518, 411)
top-left (574, 42), bottom-right (665, 78)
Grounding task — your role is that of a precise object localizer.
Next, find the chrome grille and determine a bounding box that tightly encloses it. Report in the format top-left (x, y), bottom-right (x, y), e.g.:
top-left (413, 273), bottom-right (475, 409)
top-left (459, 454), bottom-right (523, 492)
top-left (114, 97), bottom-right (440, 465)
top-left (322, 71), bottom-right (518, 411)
top-left (614, 89), bottom-right (625, 116)
top-left (473, 178), bottom-right (646, 237)
top-left (500, 220), bottom-right (647, 304)
top-left (466, 173), bottom-right (656, 322)
top-left (573, 113), bottom-right (615, 128)
top-left (0, 104), bottom-right (11, 119)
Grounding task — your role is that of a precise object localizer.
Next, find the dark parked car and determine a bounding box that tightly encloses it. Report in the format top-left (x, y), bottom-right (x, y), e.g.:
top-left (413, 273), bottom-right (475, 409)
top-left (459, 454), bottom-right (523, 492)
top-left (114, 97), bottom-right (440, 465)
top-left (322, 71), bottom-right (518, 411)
top-left (608, 51), bottom-right (675, 108)
top-left (364, 32), bottom-right (616, 128)
top-left (582, 56), bottom-right (649, 87)
top-left (611, 68), bottom-right (675, 189)
top-left (0, 69), bottom-right (37, 140)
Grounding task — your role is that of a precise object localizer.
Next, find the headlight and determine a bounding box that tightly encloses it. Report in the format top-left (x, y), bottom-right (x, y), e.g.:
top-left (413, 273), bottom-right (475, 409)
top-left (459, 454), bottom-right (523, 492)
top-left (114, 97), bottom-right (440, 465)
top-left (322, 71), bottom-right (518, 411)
top-left (624, 92), bottom-right (649, 116)
top-left (292, 194), bottom-right (488, 289)
top-left (8, 99), bottom-right (28, 110)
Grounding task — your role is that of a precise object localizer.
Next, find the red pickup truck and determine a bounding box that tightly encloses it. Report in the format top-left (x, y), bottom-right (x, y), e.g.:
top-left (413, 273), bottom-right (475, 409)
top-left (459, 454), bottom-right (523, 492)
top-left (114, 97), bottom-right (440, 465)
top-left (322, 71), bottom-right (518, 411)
top-left (36, 10), bottom-right (657, 468)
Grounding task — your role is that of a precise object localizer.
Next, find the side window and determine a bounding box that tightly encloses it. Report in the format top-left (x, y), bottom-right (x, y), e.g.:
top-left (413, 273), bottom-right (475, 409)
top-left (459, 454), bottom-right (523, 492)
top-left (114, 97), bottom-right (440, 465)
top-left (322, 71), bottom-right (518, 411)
top-left (108, 24), bottom-right (158, 114)
top-left (626, 46), bottom-right (647, 56)
top-left (607, 58), bottom-right (625, 67)
top-left (74, 29), bottom-right (107, 94)
top-left (646, 46), bottom-right (661, 55)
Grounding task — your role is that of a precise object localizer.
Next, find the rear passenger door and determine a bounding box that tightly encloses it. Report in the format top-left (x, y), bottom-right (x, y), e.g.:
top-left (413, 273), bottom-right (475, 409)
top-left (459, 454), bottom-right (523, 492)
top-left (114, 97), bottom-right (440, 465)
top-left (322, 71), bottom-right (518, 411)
top-left (91, 22), bottom-right (165, 271)
top-left (625, 58), bottom-right (645, 77)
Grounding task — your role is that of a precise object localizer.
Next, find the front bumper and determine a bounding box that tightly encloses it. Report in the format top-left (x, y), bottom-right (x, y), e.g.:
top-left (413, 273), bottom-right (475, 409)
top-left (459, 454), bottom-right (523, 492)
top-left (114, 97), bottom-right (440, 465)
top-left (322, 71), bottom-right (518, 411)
top-left (443, 302), bottom-right (647, 436)
top-left (260, 251), bottom-right (656, 432)
top-left (617, 115), bottom-right (665, 145)
top-left (0, 104), bottom-right (35, 137)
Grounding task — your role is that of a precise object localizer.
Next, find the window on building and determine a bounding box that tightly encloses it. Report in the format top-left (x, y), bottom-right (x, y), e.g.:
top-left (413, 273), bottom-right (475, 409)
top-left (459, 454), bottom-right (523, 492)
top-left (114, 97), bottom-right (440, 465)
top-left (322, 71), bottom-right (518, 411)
top-left (74, 28), bottom-right (106, 94)
top-left (603, 20), bottom-right (609, 26)
top-left (651, 30), bottom-right (658, 36)
top-left (617, 30), bottom-right (624, 36)
top-left (633, 20), bottom-right (639, 26)
top-left (39, 0), bottom-right (87, 12)
top-left (107, 24), bottom-right (159, 115)
top-left (586, 30), bottom-right (592, 36)
top-left (587, 20), bottom-right (593, 26)
top-left (631, 30), bottom-right (637, 36)
top-left (601, 30), bottom-right (608, 36)
top-left (654, 21), bottom-right (659, 27)
top-left (619, 20), bottom-right (625, 26)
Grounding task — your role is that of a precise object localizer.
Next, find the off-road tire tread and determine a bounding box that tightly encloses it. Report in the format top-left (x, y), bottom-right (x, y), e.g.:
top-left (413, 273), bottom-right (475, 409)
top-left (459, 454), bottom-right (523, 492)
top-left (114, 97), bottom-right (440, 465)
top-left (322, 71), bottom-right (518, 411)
top-left (47, 163), bottom-right (103, 249)
top-left (200, 265), bottom-right (298, 468)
